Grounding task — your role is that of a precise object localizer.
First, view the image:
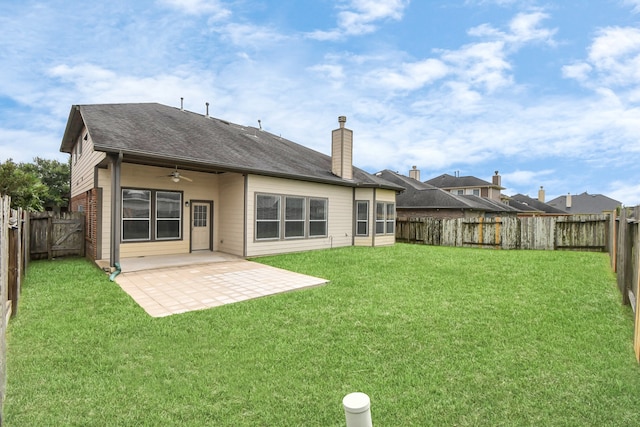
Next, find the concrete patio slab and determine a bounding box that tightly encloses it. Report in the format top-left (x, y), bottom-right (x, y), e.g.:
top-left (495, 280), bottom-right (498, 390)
top-left (113, 258), bottom-right (328, 317)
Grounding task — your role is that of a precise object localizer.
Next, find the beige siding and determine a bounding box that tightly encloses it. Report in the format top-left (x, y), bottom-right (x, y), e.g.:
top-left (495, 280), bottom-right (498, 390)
top-left (245, 175), bottom-right (354, 257)
top-left (70, 127), bottom-right (106, 197)
top-left (98, 167), bottom-right (111, 260)
top-left (218, 173), bottom-right (245, 256)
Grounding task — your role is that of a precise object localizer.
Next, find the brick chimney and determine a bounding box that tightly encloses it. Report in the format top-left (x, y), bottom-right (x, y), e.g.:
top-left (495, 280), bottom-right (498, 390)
top-left (331, 116), bottom-right (353, 180)
top-left (492, 170), bottom-right (501, 187)
top-left (538, 186), bottom-right (545, 202)
top-left (409, 165), bottom-right (420, 181)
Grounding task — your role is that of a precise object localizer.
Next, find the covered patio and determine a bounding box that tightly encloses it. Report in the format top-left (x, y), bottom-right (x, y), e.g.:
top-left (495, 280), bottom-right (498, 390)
top-left (108, 252), bottom-right (328, 317)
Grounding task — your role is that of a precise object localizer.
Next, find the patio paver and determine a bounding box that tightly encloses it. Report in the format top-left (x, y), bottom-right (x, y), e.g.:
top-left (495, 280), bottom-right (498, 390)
top-left (113, 259), bottom-right (328, 317)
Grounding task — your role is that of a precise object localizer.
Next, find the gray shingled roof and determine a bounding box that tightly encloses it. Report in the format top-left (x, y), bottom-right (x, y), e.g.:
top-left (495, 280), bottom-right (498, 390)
top-left (425, 173), bottom-right (495, 188)
top-left (458, 195), bottom-right (521, 213)
top-left (378, 170), bottom-right (517, 212)
top-left (510, 194), bottom-right (567, 214)
top-left (547, 192), bottom-right (621, 214)
top-left (60, 103), bottom-right (401, 190)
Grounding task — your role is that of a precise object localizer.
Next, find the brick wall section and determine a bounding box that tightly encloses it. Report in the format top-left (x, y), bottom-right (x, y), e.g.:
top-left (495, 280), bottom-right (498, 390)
top-left (70, 188), bottom-right (98, 260)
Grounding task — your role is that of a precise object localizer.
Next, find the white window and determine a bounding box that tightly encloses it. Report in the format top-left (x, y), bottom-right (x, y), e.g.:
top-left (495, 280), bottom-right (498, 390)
top-left (122, 189), bottom-right (151, 241)
top-left (356, 201), bottom-right (369, 236)
top-left (309, 198), bottom-right (327, 237)
top-left (386, 203), bottom-right (395, 234)
top-left (376, 202), bottom-right (395, 235)
top-left (255, 194), bottom-right (328, 240)
top-left (256, 194), bottom-right (281, 240)
top-left (122, 189), bottom-right (182, 242)
top-left (285, 196), bottom-right (305, 238)
top-left (156, 191), bottom-right (182, 239)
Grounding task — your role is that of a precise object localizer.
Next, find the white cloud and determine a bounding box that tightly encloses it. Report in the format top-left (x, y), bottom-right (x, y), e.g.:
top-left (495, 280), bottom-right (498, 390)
top-left (214, 23), bottom-right (289, 48)
top-left (308, 64), bottom-right (346, 87)
top-left (561, 62), bottom-right (592, 82)
top-left (623, 0), bottom-right (640, 13)
top-left (158, 0), bottom-right (231, 19)
top-left (608, 180), bottom-right (640, 205)
top-left (306, 0), bottom-right (409, 40)
top-left (507, 11), bottom-right (556, 46)
top-left (468, 10), bottom-right (556, 47)
top-left (365, 58), bottom-right (448, 91)
top-left (565, 27), bottom-right (640, 89)
top-left (46, 63), bottom-right (218, 113)
top-left (439, 41), bottom-right (512, 92)
top-left (502, 169), bottom-right (554, 186)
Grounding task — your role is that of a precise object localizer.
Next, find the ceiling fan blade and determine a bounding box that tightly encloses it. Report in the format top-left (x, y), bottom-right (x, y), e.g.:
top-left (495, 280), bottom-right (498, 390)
top-left (180, 175), bottom-right (193, 182)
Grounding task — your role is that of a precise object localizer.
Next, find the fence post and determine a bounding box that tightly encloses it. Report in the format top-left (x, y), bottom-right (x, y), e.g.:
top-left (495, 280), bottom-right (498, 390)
top-left (343, 392), bottom-right (372, 427)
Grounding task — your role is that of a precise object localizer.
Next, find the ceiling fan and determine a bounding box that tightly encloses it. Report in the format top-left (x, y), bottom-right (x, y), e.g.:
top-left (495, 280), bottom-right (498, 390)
top-left (162, 167), bottom-right (192, 183)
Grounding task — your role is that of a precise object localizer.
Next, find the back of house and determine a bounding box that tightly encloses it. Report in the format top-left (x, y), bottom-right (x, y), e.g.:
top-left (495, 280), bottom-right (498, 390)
top-left (59, 102), bottom-right (402, 268)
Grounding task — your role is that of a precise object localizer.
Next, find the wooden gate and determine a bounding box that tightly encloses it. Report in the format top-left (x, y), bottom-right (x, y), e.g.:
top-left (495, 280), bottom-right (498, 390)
top-left (29, 212), bottom-right (85, 260)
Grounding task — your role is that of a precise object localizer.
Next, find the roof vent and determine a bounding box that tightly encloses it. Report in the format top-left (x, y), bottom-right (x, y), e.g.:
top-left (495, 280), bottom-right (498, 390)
top-left (205, 102), bottom-right (209, 118)
top-left (180, 97), bottom-right (184, 111)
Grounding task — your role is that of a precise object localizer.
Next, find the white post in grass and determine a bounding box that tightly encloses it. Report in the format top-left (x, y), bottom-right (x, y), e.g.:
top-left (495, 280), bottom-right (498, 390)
top-left (343, 392), bottom-right (372, 427)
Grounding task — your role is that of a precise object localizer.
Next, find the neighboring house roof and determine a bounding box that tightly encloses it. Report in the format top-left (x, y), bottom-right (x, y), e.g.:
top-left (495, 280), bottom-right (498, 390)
top-left (547, 192), bottom-right (621, 214)
top-left (458, 195), bottom-right (521, 213)
top-left (424, 173), bottom-right (502, 189)
top-left (509, 194), bottom-right (567, 214)
top-left (60, 103), bottom-right (402, 191)
top-left (377, 170), bottom-right (519, 212)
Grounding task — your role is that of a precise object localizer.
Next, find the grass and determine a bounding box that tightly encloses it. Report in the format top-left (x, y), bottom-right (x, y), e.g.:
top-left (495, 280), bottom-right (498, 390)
top-left (5, 244), bottom-right (640, 426)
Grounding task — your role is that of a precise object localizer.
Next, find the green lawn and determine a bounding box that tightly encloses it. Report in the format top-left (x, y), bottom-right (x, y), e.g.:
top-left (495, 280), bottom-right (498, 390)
top-left (5, 245), bottom-right (640, 426)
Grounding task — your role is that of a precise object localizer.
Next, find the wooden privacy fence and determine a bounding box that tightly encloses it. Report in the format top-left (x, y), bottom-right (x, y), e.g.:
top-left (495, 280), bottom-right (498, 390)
top-left (396, 214), bottom-right (610, 251)
top-left (29, 211), bottom-right (85, 260)
top-left (1, 195), bottom-right (27, 423)
top-left (612, 207), bottom-right (640, 361)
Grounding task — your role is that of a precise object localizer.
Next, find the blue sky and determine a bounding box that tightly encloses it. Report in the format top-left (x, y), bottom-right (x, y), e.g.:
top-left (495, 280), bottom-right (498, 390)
top-left (2, 0), bottom-right (640, 205)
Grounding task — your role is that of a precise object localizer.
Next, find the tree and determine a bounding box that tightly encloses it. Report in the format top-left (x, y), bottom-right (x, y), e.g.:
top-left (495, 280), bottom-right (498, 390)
top-left (0, 159), bottom-right (48, 211)
top-left (21, 157), bottom-right (70, 209)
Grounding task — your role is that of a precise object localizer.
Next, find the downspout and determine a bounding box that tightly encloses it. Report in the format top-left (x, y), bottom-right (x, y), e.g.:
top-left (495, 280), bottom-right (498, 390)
top-left (351, 187), bottom-right (356, 246)
top-left (372, 188), bottom-right (377, 247)
top-left (243, 174), bottom-right (248, 258)
top-left (109, 152), bottom-right (122, 269)
top-left (109, 262), bottom-right (121, 281)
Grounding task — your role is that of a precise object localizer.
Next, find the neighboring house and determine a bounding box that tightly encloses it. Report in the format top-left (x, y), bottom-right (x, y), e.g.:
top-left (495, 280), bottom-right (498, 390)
top-left (378, 169), bottom-right (520, 219)
top-left (59, 103), bottom-right (402, 268)
top-left (424, 171), bottom-right (504, 202)
top-left (508, 190), bottom-right (568, 215)
top-left (547, 192), bottom-right (621, 214)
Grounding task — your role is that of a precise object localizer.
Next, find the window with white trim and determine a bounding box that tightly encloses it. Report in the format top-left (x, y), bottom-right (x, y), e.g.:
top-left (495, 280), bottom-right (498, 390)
top-left (156, 191), bottom-right (182, 239)
top-left (122, 189), bottom-right (151, 241)
top-left (256, 194), bottom-right (280, 240)
top-left (386, 202), bottom-right (395, 234)
top-left (122, 189), bottom-right (182, 242)
top-left (255, 194), bottom-right (328, 240)
top-left (309, 198), bottom-right (327, 237)
top-left (375, 202), bottom-right (395, 235)
top-left (356, 201), bottom-right (369, 236)
top-left (285, 196), bottom-right (305, 238)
